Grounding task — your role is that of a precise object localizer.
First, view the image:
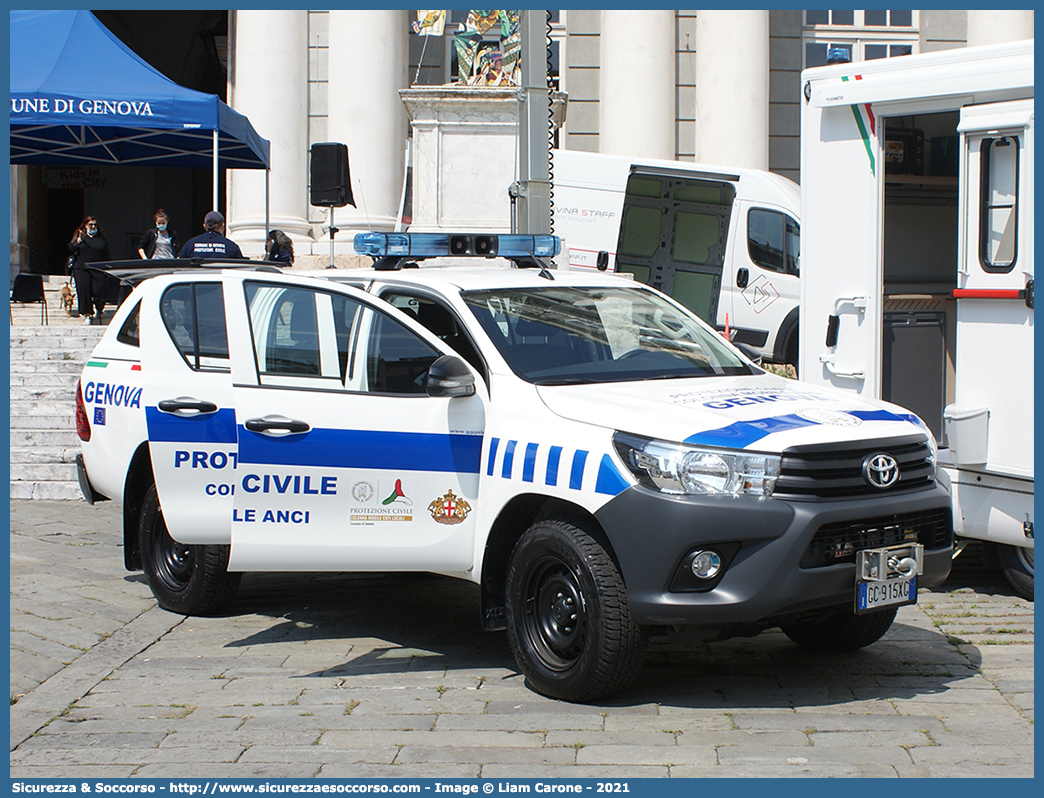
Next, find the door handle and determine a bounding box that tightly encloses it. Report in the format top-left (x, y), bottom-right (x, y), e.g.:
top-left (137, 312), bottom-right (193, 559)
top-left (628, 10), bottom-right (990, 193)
top-left (157, 397), bottom-right (218, 415)
top-left (244, 416), bottom-right (311, 435)
top-left (833, 295), bottom-right (867, 315)
top-left (737, 267), bottom-right (749, 289)
top-left (818, 354), bottom-right (866, 381)
top-left (819, 296), bottom-right (869, 380)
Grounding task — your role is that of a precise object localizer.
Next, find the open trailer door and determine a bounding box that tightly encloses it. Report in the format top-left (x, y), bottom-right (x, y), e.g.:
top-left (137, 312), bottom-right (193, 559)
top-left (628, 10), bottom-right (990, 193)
top-left (799, 89), bottom-right (884, 397)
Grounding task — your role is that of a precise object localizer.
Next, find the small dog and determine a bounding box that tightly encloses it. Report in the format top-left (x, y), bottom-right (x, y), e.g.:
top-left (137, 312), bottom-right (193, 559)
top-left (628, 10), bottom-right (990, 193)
top-left (60, 282), bottom-right (75, 315)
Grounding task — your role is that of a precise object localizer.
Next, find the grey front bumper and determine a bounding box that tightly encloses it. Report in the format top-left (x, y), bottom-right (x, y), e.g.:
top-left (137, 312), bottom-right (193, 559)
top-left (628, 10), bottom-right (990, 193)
top-left (594, 482), bottom-right (953, 627)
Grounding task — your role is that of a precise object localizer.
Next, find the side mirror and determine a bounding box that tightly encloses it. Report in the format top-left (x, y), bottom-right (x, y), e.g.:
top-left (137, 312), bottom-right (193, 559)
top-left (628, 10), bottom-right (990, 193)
top-left (426, 355), bottom-right (476, 398)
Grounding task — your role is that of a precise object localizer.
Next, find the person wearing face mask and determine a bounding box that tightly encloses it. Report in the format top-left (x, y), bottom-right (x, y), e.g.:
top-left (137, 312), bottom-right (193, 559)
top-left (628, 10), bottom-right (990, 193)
top-left (68, 216), bottom-right (111, 323)
top-left (137, 209), bottom-right (178, 260)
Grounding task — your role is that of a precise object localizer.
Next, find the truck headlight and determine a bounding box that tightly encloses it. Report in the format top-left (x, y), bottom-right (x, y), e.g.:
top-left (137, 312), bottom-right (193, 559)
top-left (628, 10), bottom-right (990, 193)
top-left (614, 432), bottom-right (780, 497)
top-left (909, 416), bottom-right (938, 475)
top-left (926, 431), bottom-right (938, 473)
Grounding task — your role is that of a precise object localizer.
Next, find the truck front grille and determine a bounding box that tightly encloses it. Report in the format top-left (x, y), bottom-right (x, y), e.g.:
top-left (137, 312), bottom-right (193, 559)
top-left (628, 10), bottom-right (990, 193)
top-left (775, 434), bottom-right (936, 500)
top-left (802, 507), bottom-right (953, 568)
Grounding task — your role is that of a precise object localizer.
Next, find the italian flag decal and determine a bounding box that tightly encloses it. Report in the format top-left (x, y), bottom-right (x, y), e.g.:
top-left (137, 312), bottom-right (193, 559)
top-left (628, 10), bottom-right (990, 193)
top-left (86, 360), bottom-right (141, 371)
top-left (382, 478), bottom-right (412, 506)
top-left (842, 75), bottom-right (876, 176)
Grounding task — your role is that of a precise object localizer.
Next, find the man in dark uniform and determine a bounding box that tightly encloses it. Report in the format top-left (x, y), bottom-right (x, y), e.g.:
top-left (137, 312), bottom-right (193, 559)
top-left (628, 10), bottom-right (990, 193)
top-left (178, 211), bottom-right (246, 260)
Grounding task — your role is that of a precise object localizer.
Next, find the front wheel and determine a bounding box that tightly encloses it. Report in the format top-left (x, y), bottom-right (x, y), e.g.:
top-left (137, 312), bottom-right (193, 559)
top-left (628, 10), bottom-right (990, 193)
top-left (138, 485), bottom-right (240, 615)
top-left (998, 544), bottom-right (1034, 601)
top-left (505, 520), bottom-right (646, 702)
top-left (780, 606), bottom-right (897, 652)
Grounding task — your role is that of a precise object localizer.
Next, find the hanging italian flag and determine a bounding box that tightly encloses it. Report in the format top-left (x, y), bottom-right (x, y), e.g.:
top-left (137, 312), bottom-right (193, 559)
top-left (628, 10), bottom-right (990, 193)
top-left (842, 75), bottom-right (877, 176)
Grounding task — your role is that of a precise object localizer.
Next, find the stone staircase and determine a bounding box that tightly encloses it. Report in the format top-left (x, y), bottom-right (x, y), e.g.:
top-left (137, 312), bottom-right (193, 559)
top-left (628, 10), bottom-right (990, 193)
top-left (11, 277), bottom-right (109, 499)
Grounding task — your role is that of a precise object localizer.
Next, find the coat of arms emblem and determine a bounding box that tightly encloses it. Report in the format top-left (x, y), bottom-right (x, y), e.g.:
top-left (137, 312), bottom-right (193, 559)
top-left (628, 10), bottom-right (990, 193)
top-left (428, 489), bottom-right (472, 525)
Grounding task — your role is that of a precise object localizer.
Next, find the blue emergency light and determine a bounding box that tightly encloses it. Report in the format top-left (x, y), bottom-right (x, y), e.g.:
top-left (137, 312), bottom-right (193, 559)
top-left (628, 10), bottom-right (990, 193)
top-left (353, 232), bottom-right (561, 260)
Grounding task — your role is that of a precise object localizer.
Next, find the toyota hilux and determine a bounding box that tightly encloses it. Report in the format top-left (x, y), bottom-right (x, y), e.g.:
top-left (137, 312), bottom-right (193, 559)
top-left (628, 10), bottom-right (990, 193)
top-left (76, 232), bottom-right (952, 702)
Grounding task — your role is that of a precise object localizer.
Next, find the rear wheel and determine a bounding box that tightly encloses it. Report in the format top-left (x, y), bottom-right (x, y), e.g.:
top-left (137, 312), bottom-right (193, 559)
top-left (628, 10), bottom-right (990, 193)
top-left (505, 520), bottom-right (645, 702)
top-left (138, 485), bottom-right (240, 615)
top-left (780, 606), bottom-right (897, 652)
top-left (998, 544), bottom-right (1034, 601)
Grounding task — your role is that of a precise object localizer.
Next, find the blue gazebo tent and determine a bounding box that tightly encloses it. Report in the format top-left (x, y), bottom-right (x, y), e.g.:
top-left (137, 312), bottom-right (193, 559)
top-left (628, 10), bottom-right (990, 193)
top-left (10, 9), bottom-right (270, 213)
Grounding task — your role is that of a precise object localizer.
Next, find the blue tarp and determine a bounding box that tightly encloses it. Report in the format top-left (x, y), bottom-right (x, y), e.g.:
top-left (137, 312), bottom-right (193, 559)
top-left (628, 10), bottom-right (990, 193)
top-left (9, 9), bottom-right (270, 169)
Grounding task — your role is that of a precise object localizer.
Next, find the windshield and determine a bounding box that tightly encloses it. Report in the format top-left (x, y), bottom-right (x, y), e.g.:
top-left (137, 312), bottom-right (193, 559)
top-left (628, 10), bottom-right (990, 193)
top-left (462, 284), bottom-right (755, 384)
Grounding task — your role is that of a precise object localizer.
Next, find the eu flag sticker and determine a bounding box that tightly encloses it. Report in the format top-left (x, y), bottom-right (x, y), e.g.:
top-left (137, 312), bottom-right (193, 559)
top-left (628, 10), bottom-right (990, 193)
top-left (94, 407), bottom-right (106, 426)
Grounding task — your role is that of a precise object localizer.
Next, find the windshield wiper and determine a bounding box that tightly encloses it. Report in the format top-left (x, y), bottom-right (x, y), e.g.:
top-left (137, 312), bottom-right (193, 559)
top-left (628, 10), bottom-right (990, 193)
top-left (532, 377), bottom-right (598, 386)
top-left (640, 372), bottom-right (704, 381)
top-left (534, 370), bottom-right (713, 386)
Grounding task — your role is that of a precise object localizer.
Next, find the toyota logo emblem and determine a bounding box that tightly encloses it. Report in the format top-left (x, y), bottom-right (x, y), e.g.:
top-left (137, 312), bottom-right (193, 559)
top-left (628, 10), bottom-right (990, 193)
top-left (863, 453), bottom-right (899, 488)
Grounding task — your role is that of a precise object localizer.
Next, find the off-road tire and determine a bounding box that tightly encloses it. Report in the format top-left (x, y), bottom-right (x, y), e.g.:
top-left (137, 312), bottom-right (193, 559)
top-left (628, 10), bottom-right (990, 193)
top-left (998, 544), bottom-right (1034, 601)
top-left (138, 484), bottom-right (240, 615)
top-left (781, 605), bottom-right (898, 652)
top-left (505, 519), bottom-right (646, 702)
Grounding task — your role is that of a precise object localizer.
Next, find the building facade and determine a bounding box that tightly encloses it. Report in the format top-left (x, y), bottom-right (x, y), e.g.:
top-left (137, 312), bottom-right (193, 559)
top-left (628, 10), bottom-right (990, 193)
top-left (10, 10), bottom-right (1033, 275)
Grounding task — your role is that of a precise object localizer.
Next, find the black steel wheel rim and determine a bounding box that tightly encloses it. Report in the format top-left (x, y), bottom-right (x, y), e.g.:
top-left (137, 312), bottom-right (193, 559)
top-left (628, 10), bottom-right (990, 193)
top-left (522, 554), bottom-right (588, 671)
top-left (151, 516), bottom-right (194, 593)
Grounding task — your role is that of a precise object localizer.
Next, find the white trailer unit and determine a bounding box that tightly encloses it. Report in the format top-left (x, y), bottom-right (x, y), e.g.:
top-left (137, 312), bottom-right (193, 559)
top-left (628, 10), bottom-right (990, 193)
top-left (552, 149), bottom-right (802, 366)
top-left (799, 40), bottom-right (1034, 597)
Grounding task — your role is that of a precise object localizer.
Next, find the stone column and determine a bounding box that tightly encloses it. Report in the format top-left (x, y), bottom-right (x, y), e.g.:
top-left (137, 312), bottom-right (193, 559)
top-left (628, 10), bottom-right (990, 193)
top-left (694, 10), bottom-right (770, 169)
top-left (966, 10), bottom-right (1034, 47)
top-left (327, 10), bottom-right (409, 241)
top-left (227, 10), bottom-right (310, 256)
top-left (599, 10), bottom-right (675, 160)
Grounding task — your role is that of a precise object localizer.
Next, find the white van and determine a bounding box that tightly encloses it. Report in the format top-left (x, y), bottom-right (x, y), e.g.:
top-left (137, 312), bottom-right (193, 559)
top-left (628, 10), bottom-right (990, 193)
top-left (552, 149), bottom-right (801, 367)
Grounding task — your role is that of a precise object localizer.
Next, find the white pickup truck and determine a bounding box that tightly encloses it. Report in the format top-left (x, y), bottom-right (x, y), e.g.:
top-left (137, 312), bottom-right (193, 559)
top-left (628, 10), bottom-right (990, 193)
top-left (76, 233), bottom-right (953, 702)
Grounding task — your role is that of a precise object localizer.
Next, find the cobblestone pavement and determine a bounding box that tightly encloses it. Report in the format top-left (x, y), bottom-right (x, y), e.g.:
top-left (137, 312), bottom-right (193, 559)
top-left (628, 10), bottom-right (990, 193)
top-left (10, 499), bottom-right (1033, 778)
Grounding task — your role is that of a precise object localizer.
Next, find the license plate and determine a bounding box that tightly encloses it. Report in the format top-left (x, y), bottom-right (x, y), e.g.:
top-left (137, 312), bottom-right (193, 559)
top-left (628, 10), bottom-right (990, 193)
top-left (855, 543), bottom-right (922, 614)
top-left (856, 573), bottom-right (917, 613)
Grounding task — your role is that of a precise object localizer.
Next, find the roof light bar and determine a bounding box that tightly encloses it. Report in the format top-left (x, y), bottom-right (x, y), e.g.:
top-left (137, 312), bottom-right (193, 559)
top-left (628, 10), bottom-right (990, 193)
top-left (354, 232), bottom-right (560, 260)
